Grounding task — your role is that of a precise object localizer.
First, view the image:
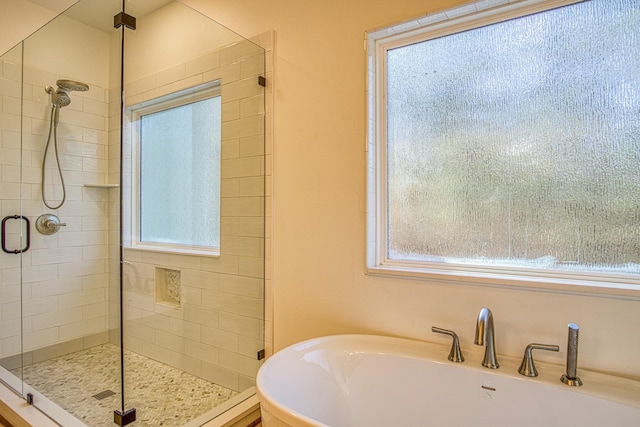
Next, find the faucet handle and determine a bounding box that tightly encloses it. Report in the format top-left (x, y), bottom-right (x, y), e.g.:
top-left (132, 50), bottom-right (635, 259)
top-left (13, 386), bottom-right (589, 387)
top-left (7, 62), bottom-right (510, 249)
top-left (518, 343), bottom-right (559, 377)
top-left (35, 214), bottom-right (66, 235)
top-left (432, 327), bottom-right (464, 363)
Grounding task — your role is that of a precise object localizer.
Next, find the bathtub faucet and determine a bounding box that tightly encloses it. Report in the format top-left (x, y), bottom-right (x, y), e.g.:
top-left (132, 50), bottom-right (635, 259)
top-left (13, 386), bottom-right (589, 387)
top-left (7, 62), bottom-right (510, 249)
top-left (560, 323), bottom-right (583, 386)
top-left (474, 307), bottom-right (499, 369)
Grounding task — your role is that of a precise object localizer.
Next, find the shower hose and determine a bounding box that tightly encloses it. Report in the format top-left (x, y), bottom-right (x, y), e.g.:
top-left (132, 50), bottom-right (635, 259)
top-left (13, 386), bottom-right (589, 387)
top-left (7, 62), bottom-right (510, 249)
top-left (41, 105), bottom-right (66, 210)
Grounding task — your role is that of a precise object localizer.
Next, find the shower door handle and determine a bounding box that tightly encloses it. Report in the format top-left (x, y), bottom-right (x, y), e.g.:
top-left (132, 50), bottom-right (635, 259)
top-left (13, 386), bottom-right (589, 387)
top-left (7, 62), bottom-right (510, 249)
top-left (1, 215), bottom-right (31, 254)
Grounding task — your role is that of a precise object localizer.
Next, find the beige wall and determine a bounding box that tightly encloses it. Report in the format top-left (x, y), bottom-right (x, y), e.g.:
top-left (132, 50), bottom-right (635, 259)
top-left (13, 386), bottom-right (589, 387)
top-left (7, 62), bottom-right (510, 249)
top-left (0, 0), bottom-right (77, 56)
top-left (183, 0), bottom-right (640, 379)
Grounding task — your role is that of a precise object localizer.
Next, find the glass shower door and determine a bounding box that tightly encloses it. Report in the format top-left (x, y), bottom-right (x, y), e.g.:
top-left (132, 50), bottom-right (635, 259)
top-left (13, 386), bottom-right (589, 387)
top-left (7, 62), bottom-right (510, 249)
top-left (120, 2), bottom-right (266, 424)
top-left (0, 42), bottom-right (26, 397)
top-left (8, 1), bottom-right (126, 425)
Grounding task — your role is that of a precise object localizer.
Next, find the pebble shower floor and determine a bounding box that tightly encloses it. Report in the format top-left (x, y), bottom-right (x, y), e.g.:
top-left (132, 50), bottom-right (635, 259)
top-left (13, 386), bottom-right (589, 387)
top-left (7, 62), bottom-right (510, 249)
top-left (13, 344), bottom-right (237, 426)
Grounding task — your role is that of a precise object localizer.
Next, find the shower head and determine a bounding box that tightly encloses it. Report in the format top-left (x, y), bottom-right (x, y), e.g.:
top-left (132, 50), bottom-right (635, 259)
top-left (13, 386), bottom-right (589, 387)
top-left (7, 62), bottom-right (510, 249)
top-left (56, 79), bottom-right (89, 92)
top-left (50, 90), bottom-right (71, 107)
top-left (45, 79), bottom-right (89, 108)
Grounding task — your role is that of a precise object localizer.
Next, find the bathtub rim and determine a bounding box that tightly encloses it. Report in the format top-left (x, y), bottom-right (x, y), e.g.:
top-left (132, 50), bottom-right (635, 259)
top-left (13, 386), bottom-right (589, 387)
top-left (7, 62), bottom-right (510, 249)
top-left (257, 333), bottom-right (640, 426)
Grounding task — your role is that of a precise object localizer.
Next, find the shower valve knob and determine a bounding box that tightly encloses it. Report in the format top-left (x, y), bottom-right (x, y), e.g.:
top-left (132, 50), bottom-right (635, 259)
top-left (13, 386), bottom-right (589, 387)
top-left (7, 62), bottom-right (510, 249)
top-left (36, 214), bottom-right (66, 235)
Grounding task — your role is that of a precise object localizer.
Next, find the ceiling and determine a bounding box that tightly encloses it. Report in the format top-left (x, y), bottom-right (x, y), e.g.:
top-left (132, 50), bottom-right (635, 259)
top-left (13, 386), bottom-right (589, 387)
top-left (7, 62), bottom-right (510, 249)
top-left (25, 0), bottom-right (75, 13)
top-left (30, 0), bottom-right (176, 33)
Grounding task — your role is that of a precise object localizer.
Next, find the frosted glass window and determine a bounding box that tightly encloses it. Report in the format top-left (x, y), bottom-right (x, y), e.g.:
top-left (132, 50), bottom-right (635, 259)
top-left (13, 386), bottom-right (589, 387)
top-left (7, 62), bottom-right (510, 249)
top-left (139, 96), bottom-right (221, 249)
top-left (383, 0), bottom-right (640, 274)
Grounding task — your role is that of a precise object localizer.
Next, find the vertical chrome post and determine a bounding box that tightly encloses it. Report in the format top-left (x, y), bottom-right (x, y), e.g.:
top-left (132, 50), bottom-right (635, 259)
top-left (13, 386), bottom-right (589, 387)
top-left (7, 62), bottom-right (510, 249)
top-left (561, 323), bottom-right (583, 386)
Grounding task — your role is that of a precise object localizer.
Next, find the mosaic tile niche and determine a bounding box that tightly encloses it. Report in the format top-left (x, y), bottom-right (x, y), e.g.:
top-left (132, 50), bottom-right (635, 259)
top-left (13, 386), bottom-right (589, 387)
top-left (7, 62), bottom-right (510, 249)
top-left (155, 267), bottom-right (182, 308)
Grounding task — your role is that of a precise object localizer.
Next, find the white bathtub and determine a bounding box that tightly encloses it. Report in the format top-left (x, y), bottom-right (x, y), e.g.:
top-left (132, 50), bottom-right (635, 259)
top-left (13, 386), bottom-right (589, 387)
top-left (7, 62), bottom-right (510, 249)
top-left (257, 334), bottom-right (640, 427)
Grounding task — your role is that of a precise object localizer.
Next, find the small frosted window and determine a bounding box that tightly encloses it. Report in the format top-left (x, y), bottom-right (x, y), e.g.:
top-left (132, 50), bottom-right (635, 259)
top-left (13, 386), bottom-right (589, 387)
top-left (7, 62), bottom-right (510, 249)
top-left (385, 0), bottom-right (640, 274)
top-left (139, 96), bottom-right (221, 248)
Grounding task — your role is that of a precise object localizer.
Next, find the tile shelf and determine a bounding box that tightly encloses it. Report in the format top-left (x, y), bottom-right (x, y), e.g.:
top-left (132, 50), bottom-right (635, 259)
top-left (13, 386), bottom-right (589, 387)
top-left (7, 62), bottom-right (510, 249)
top-left (84, 183), bottom-right (120, 188)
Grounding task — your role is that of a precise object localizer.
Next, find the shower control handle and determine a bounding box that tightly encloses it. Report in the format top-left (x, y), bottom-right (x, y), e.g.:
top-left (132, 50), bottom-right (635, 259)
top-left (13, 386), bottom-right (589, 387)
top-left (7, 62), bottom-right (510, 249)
top-left (36, 214), bottom-right (66, 235)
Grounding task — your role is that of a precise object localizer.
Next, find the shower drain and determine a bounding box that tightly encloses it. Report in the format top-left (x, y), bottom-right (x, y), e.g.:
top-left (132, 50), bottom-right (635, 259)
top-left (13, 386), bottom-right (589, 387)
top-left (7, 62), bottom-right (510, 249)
top-left (92, 390), bottom-right (116, 400)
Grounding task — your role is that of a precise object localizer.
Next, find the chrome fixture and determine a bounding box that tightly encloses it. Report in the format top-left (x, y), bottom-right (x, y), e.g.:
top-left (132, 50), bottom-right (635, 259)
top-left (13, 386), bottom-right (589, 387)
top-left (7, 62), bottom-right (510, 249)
top-left (518, 343), bottom-right (559, 377)
top-left (42, 79), bottom-right (90, 209)
top-left (561, 323), bottom-right (583, 386)
top-left (432, 326), bottom-right (464, 363)
top-left (45, 79), bottom-right (89, 108)
top-left (35, 213), bottom-right (66, 235)
top-left (474, 307), bottom-right (499, 369)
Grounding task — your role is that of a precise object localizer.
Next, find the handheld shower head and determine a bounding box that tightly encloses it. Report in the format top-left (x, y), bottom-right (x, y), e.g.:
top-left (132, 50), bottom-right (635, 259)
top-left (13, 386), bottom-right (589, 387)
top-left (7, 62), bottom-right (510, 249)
top-left (51, 91), bottom-right (71, 107)
top-left (44, 79), bottom-right (89, 108)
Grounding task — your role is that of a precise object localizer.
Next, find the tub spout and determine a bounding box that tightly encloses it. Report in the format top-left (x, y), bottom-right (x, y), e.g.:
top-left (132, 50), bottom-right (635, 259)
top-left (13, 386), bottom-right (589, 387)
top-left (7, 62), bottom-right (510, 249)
top-left (474, 307), bottom-right (499, 369)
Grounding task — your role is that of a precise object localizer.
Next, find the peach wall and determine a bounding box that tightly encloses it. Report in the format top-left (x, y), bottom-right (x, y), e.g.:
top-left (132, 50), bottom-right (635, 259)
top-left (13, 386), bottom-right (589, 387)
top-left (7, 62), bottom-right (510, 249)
top-left (123, 1), bottom-right (246, 84)
top-left (183, 0), bottom-right (640, 379)
top-left (23, 15), bottom-right (111, 89)
top-left (0, 0), bottom-right (77, 56)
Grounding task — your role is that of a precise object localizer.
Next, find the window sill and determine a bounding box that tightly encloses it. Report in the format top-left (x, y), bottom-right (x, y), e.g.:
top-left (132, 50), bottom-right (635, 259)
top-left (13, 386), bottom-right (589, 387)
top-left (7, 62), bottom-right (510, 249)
top-left (126, 243), bottom-right (220, 258)
top-left (366, 264), bottom-right (640, 299)
top-left (84, 183), bottom-right (119, 188)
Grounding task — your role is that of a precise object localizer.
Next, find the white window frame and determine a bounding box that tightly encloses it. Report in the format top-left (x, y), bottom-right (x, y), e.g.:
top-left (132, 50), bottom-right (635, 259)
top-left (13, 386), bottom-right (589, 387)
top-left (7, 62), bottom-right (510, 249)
top-left (127, 81), bottom-right (221, 257)
top-left (365, 0), bottom-right (640, 297)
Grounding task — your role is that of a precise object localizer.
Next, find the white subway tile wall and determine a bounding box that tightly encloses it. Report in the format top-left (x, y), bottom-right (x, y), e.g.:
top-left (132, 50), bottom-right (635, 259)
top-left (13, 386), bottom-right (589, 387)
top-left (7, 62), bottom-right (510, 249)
top-left (0, 45), bottom-right (111, 359)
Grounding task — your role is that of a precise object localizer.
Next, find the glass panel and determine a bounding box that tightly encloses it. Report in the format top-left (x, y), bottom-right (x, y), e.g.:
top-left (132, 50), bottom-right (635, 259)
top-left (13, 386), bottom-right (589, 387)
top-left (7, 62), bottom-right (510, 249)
top-left (0, 42), bottom-right (25, 395)
top-left (122, 1), bottom-right (265, 424)
top-left (15, 0), bottom-right (124, 424)
top-left (140, 96), bottom-right (222, 248)
top-left (386, 0), bottom-right (640, 274)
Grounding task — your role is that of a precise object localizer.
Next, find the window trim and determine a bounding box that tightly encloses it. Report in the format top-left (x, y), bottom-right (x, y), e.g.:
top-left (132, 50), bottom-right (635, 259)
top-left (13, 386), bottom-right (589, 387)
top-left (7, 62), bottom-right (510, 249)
top-left (127, 81), bottom-right (222, 257)
top-left (365, 0), bottom-right (640, 298)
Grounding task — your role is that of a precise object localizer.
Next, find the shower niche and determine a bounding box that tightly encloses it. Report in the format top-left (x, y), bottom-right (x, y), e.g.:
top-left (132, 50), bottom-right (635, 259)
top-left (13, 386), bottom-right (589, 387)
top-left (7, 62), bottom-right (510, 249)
top-left (0, 0), bottom-right (266, 425)
top-left (154, 267), bottom-right (181, 309)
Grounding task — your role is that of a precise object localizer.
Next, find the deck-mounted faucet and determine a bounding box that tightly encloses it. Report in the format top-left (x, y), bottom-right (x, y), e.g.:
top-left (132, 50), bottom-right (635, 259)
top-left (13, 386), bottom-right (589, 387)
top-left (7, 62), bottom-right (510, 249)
top-left (475, 307), bottom-right (499, 369)
top-left (560, 323), bottom-right (583, 386)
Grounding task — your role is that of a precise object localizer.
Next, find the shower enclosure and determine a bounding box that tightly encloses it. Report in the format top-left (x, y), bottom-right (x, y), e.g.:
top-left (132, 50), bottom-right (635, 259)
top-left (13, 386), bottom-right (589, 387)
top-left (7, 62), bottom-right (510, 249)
top-left (0, 1), bottom-right (266, 425)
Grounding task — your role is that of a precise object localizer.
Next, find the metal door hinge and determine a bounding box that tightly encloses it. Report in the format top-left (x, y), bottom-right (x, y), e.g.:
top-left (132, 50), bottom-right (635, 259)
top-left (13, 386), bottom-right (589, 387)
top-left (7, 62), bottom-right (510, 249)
top-left (114, 408), bottom-right (136, 426)
top-left (114, 12), bottom-right (136, 30)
